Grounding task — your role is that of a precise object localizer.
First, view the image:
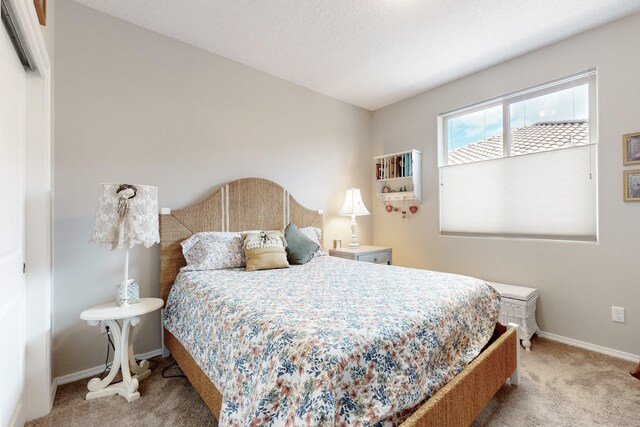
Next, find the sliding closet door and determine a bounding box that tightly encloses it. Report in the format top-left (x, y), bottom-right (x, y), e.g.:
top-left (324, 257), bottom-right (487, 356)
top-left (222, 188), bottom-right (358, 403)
top-left (0, 20), bottom-right (26, 427)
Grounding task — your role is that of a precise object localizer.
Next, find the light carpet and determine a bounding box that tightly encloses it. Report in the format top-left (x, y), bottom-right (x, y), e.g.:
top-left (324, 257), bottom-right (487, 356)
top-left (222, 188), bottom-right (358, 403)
top-left (28, 337), bottom-right (640, 426)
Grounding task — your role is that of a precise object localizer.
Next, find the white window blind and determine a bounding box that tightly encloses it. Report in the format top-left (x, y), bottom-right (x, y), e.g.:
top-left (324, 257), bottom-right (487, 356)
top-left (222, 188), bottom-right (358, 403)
top-left (440, 144), bottom-right (596, 240)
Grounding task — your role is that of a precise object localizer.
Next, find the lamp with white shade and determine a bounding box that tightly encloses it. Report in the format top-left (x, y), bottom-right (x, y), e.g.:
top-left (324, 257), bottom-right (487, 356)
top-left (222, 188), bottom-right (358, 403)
top-left (338, 187), bottom-right (370, 248)
top-left (90, 183), bottom-right (159, 306)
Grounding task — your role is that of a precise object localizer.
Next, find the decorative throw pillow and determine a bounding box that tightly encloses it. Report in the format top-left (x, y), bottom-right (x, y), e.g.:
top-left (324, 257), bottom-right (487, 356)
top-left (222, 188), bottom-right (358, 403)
top-left (299, 226), bottom-right (328, 257)
top-left (284, 223), bottom-right (320, 265)
top-left (181, 232), bottom-right (245, 271)
top-left (241, 230), bottom-right (289, 272)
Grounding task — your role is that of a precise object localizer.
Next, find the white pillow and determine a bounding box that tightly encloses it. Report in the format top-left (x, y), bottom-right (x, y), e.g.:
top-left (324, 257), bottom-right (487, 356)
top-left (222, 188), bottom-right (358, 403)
top-left (181, 232), bottom-right (245, 271)
top-left (299, 227), bottom-right (327, 257)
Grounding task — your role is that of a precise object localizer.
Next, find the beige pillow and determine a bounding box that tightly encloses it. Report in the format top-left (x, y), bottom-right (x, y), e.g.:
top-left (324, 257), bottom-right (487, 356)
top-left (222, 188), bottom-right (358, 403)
top-left (241, 231), bottom-right (289, 272)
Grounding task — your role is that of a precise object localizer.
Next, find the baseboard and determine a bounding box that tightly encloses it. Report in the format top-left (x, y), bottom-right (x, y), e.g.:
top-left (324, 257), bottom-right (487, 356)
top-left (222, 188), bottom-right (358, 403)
top-left (537, 330), bottom-right (640, 363)
top-left (9, 400), bottom-right (23, 427)
top-left (50, 378), bottom-right (57, 408)
top-left (53, 348), bottom-right (163, 386)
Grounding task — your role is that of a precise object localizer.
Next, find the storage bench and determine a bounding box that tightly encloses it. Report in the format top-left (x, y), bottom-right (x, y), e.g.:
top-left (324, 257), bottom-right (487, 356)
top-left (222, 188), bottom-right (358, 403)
top-left (488, 282), bottom-right (539, 351)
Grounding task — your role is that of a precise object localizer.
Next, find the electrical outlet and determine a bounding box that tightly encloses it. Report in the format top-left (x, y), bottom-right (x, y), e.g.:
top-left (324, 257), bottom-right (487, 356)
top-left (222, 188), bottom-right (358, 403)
top-left (100, 321), bottom-right (109, 334)
top-left (612, 306), bottom-right (625, 323)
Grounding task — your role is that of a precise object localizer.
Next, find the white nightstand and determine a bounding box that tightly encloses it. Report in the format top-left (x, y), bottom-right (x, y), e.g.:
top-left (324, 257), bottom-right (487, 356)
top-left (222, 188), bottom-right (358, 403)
top-left (488, 282), bottom-right (539, 351)
top-left (80, 297), bottom-right (164, 402)
top-left (329, 245), bottom-right (392, 265)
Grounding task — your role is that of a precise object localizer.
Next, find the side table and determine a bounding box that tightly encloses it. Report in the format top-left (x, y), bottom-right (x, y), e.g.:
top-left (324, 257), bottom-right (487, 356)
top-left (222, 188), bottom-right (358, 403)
top-left (488, 282), bottom-right (539, 351)
top-left (80, 297), bottom-right (164, 402)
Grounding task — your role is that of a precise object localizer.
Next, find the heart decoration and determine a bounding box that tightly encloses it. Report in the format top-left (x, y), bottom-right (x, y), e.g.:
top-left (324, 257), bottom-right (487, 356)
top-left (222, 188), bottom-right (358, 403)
top-left (409, 206), bottom-right (418, 214)
top-left (385, 205), bottom-right (393, 213)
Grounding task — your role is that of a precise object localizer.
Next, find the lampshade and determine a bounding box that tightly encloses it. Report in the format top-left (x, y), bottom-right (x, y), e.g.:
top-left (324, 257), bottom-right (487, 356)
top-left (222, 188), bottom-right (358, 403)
top-left (339, 187), bottom-right (370, 216)
top-left (90, 183), bottom-right (160, 250)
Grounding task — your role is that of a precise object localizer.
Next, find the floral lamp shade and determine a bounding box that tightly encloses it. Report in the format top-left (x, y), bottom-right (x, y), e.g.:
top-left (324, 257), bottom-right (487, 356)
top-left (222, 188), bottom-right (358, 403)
top-left (90, 183), bottom-right (160, 250)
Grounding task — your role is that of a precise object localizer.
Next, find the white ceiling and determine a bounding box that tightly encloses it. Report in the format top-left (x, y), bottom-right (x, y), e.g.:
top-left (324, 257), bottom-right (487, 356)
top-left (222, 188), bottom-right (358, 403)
top-left (74, 0), bottom-right (640, 111)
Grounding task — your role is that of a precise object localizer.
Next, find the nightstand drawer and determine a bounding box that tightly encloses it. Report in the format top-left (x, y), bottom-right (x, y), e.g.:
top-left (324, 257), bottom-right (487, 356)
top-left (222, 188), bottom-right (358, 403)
top-left (329, 246), bottom-right (392, 265)
top-left (358, 251), bottom-right (391, 264)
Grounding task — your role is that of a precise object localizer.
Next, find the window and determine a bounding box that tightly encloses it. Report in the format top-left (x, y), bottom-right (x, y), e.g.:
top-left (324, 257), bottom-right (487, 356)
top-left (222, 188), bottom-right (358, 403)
top-left (439, 70), bottom-right (597, 241)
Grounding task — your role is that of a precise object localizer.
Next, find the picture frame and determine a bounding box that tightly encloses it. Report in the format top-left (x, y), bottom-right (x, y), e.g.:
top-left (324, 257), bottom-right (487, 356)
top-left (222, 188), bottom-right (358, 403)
top-left (623, 132), bottom-right (640, 165)
top-left (624, 170), bottom-right (640, 201)
top-left (34, 0), bottom-right (46, 26)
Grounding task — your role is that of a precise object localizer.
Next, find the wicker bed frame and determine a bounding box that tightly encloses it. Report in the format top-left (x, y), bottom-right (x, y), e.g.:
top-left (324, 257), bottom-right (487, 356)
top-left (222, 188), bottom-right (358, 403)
top-left (159, 177), bottom-right (520, 427)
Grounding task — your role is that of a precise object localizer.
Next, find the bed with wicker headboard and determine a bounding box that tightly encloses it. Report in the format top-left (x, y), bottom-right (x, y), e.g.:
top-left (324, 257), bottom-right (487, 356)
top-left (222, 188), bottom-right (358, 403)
top-left (160, 177), bottom-right (519, 427)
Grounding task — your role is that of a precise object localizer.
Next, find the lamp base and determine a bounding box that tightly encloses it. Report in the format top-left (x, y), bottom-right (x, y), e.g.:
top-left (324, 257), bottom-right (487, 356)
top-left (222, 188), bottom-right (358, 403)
top-left (116, 279), bottom-right (139, 306)
top-left (348, 214), bottom-right (360, 249)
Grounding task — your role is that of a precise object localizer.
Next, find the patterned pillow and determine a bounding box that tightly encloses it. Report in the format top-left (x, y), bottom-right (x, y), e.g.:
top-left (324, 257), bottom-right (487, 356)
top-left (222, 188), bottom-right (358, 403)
top-left (300, 227), bottom-right (328, 257)
top-left (241, 231), bottom-right (289, 272)
top-left (181, 232), bottom-right (245, 271)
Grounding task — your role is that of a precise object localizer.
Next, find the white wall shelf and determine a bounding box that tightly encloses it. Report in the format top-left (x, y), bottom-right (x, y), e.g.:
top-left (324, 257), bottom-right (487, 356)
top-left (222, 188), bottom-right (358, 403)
top-left (374, 149), bottom-right (422, 203)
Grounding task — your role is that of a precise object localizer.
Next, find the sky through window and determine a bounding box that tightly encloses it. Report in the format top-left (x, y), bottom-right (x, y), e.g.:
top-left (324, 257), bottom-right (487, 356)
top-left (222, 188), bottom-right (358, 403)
top-left (447, 84), bottom-right (589, 151)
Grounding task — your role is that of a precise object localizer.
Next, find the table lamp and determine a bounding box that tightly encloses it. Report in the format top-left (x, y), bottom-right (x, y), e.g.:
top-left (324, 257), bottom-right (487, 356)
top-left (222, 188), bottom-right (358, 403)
top-left (90, 183), bottom-right (159, 306)
top-left (338, 187), bottom-right (370, 248)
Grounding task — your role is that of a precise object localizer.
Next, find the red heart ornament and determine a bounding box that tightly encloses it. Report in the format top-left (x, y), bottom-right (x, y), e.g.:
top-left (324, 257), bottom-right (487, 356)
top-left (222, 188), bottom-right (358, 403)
top-left (409, 206), bottom-right (418, 214)
top-left (385, 205), bottom-right (393, 213)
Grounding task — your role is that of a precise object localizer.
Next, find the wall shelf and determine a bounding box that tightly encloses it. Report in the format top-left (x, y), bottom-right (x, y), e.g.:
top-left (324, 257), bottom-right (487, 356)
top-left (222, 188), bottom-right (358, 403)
top-left (374, 149), bottom-right (422, 203)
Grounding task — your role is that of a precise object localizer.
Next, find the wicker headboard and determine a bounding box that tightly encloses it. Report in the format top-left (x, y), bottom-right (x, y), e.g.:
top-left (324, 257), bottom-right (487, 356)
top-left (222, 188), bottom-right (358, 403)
top-left (159, 178), bottom-right (324, 302)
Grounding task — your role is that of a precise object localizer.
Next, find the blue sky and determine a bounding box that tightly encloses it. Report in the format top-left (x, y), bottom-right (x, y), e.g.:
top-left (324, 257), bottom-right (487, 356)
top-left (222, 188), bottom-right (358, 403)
top-left (448, 84), bottom-right (589, 150)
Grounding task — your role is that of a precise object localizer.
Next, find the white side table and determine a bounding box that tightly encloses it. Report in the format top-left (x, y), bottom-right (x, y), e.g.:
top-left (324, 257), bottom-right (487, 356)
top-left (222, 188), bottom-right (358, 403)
top-left (80, 297), bottom-right (164, 402)
top-left (488, 282), bottom-right (539, 351)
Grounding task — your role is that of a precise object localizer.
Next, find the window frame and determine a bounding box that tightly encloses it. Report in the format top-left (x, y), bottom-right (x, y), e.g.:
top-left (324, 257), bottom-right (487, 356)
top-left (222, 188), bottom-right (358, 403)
top-left (439, 69), bottom-right (597, 167)
top-left (437, 69), bottom-right (598, 242)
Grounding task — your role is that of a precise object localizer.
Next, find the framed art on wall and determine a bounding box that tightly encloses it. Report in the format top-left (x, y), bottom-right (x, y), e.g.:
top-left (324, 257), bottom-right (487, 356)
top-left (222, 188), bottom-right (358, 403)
top-left (623, 132), bottom-right (640, 165)
top-left (624, 170), bottom-right (640, 201)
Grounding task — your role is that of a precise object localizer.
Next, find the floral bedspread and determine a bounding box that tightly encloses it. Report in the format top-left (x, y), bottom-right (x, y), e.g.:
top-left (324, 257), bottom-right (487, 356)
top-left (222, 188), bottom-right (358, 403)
top-left (164, 256), bottom-right (500, 426)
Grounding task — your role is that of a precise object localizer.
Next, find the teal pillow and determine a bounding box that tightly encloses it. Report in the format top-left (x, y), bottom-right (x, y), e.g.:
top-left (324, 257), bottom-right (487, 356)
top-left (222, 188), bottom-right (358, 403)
top-left (284, 223), bottom-right (320, 265)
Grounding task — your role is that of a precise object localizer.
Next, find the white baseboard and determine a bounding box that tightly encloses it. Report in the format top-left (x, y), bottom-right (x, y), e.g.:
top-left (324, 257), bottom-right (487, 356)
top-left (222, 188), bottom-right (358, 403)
top-left (537, 330), bottom-right (640, 363)
top-left (9, 401), bottom-right (23, 427)
top-left (50, 378), bottom-right (57, 408)
top-left (53, 348), bottom-right (163, 387)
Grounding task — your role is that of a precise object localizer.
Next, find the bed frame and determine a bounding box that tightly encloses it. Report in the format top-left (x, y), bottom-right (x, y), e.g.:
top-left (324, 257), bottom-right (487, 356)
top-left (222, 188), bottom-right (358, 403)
top-left (159, 177), bottom-right (520, 427)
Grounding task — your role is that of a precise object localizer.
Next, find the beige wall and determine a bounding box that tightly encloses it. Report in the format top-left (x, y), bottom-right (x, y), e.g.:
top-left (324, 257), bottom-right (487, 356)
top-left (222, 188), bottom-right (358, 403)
top-left (372, 12), bottom-right (640, 356)
top-left (53, 2), bottom-right (372, 377)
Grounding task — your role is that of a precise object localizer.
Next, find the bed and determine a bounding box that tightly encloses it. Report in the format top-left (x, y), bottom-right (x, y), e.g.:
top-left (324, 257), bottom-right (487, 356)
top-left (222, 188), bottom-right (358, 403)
top-left (160, 178), bottom-right (520, 426)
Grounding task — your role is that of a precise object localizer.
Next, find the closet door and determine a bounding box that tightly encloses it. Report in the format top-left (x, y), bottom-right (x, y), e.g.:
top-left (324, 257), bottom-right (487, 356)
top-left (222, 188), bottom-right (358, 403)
top-left (0, 20), bottom-right (26, 427)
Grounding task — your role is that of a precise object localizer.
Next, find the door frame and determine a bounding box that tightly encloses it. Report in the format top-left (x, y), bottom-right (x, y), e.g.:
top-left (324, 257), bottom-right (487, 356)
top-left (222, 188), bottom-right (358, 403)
top-left (7, 0), bottom-right (53, 421)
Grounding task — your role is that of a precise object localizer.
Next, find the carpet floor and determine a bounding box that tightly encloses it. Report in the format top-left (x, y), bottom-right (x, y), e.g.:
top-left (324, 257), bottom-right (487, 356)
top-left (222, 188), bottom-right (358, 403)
top-left (28, 337), bottom-right (640, 426)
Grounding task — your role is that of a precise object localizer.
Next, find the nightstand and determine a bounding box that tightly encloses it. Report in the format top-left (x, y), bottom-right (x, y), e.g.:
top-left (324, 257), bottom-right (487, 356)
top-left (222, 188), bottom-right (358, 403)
top-left (329, 245), bottom-right (392, 265)
top-left (488, 282), bottom-right (539, 351)
top-left (80, 297), bottom-right (164, 402)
